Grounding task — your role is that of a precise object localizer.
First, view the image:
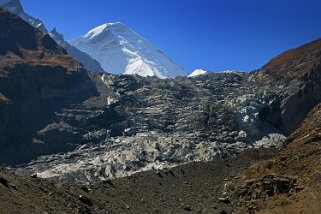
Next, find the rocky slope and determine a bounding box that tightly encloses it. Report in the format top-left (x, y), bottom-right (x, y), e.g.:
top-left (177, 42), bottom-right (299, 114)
top-left (250, 38), bottom-right (321, 135)
top-left (1, 0), bottom-right (105, 72)
top-left (0, 148), bottom-right (276, 214)
top-left (221, 102), bottom-right (321, 214)
top-left (1, 100), bottom-right (320, 214)
top-left (0, 0), bottom-right (47, 33)
top-left (0, 8), bottom-right (98, 164)
top-left (17, 71), bottom-right (288, 182)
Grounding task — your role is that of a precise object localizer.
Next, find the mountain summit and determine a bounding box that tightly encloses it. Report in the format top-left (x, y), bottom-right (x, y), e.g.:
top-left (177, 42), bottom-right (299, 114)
top-left (69, 22), bottom-right (187, 78)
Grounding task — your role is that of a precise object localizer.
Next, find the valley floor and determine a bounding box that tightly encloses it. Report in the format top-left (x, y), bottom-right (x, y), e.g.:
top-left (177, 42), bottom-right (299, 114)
top-left (0, 148), bottom-right (275, 214)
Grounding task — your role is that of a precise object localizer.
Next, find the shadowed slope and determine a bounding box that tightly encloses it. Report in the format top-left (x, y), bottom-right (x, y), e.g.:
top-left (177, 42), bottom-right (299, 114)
top-left (0, 8), bottom-right (98, 164)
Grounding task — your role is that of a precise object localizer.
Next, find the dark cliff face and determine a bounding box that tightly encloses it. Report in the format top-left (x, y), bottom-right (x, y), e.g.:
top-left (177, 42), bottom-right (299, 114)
top-left (0, 9), bottom-right (38, 56)
top-left (0, 9), bottom-right (98, 164)
top-left (252, 38), bottom-right (321, 135)
top-left (0, 8), bottom-right (76, 69)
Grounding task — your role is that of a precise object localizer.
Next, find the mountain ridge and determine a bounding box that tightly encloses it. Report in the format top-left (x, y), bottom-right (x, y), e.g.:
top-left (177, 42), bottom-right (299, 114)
top-left (0, 0), bottom-right (105, 72)
top-left (50, 28), bottom-right (104, 72)
top-left (0, 0), bottom-right (47, 33)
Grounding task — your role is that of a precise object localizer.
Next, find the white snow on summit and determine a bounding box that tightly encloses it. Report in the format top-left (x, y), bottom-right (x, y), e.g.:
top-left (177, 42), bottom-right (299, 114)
top-left (188, 69), bottom-right (208, 77)
top-left (69, 22), bottom-right (187, 78)
top-left (84, 23), bottom-right (113, 39)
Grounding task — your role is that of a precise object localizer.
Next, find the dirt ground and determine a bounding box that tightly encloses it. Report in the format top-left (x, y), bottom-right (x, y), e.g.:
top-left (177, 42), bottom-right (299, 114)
top-left (0, 149), bottom-right (276, 214)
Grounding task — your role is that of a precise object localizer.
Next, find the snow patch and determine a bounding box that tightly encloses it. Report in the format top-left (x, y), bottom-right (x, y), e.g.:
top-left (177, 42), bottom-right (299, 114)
top-left (188, 69), bottom-right (208, 77)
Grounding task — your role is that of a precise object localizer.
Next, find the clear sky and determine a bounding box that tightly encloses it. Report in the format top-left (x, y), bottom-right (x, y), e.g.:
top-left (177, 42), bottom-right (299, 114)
top-left (21, 0), bottom-right (321, 72)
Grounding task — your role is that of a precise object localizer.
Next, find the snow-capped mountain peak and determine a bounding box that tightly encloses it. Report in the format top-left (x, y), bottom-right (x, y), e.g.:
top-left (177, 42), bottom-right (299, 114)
top-left (188, 69), bottom-right (208, 77)
top-left (70, 22), bottom-right (187, 78)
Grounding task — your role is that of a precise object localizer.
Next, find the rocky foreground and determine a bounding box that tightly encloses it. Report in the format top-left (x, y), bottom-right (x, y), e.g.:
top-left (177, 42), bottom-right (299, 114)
top-left (1, 107), bottom-right (320, 214)
top-left (0, 149), bottom-right (276, 214)
top-left (220, 103), bottom-right (321, 213)
top-left (1, 106), bottom-right (320, 214)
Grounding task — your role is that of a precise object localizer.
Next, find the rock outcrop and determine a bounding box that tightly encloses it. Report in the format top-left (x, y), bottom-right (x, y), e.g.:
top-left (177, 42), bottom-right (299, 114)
top-left (252, 38), bottom-right (321, 135)
top-left (222, 103), bottom-right (321, 213)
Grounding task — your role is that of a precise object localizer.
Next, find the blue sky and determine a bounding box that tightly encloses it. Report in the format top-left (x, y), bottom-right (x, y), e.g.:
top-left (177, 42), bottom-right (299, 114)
top-left (22, 0), bottom-right (321, 72)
